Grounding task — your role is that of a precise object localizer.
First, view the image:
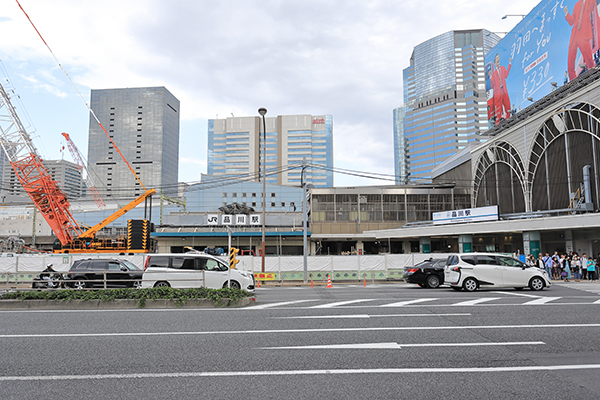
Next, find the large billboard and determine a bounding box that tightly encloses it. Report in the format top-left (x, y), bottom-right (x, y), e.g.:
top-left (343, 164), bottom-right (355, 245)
top-left (486, 0), bottom-right (600, 126)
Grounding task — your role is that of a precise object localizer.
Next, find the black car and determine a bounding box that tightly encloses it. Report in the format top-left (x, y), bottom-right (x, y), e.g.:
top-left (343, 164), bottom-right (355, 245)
top-left (65, 259), bottom-right (143, 289)
top-left (403, 258), bottom-right (446, 288)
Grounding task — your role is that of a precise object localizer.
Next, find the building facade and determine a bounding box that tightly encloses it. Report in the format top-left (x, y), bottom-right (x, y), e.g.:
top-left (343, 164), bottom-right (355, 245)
top-left (87, 87), bottom-right (180, 199)
top-left (208, 114), bottom-right (333, 187)
top-left (1, 158), bottom-right (83, 201)
top-left (43, 160), bottom-right (84, 201)
top-left (394, 30), bottom-right (500, 183)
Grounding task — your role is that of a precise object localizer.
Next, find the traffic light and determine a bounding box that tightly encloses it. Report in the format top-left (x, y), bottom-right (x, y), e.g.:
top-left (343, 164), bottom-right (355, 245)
top-left (127, 219), bottom-right (152, 251)
top-left (229, 247), bottom-right (240, 269)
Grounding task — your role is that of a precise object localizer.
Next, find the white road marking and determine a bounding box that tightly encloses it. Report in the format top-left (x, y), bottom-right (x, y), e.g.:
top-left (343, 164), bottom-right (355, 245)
top-left (1, 323), bottom-right (598, 338)
top-left (522, 297), bottom-right (561, 305)
top-left (272, 313), bottom-right (471, 319)
top-left (2, 364), bottom-right (600, 381)
top-left (261, 341), bottom-right (545, 350)
top-left (452, 298), bottom-right (501, 306)
top-left (594, 299), bottom-right (600, 304)
top-left (245, 300), bottom-right (315, 309)
top-left (380, 298), bottom-right (437, 307)
top-left (491, 291), bottom-right (540, 298)
top-left (309, 299), bottom-right (376, 308)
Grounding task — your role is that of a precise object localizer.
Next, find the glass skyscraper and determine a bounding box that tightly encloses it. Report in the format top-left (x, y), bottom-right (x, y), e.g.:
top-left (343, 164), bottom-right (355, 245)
top-left (88, 87), bottom-right (180, 198)
top-left (394, 30), bottom-right (500, 183)
top-left (208, 114), bottom-right (333, 188)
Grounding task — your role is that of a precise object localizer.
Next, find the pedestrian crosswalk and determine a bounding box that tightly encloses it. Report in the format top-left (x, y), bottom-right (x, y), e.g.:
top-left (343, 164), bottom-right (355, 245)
top-left (554, 282), bottom-right (600, 296)
top-left (246, 295), bottom-right (600, 309)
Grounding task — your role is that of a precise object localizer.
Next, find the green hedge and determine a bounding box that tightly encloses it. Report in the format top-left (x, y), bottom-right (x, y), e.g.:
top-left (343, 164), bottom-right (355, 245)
top-left (0, 287), bottom-right (253, 308)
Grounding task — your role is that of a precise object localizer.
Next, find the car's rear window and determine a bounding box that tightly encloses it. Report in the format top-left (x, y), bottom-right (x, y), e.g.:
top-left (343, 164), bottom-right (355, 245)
top-left (171, 257), bottom-right (196, 270)
top-left (147, 256), bottom-right (170, 269)
top-left (73, 261), bottom-right (90, 270)
top-left (476, 255), bottom-right (498, 265)
top-left (91, 261), bottom-right (108, 270)
top-left (461, 256), bottom-right (476, 265)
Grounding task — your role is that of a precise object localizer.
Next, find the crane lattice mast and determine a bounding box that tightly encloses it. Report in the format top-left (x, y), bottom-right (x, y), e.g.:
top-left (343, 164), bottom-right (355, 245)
top-left (0, 82), bottom-right (83, 245)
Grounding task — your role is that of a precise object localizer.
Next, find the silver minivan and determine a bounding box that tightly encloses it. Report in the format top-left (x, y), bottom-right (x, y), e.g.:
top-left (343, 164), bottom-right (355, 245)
top-left (141, 253), bottom-right (255, 291)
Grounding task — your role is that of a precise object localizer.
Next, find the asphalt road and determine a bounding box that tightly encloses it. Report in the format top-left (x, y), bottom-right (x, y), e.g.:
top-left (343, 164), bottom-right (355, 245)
top-left (1, 281), bottom-right (600, 399)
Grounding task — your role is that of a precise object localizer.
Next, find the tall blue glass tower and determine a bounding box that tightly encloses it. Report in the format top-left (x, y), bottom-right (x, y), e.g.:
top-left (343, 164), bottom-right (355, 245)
top-left (394, 30), bottom-right (500, 183)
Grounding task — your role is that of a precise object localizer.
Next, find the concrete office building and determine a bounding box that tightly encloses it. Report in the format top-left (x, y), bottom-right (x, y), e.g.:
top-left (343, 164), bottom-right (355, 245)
top-left (88, 87), bottom-right (180, 199)
top-left (43, 160), bottom-right (84, 201)
top-left (394, 29), bottom-right (500, 183)
top-left (0, 158), bottom-right (83, 201)
top-left (208, 114), bottom-right (333, 188)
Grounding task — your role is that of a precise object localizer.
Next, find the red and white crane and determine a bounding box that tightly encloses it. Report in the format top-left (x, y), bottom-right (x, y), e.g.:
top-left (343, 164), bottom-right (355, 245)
top-left (0, 81), bottom-right (84, 246)
top-left (61, 132), bottom-right (106, 209)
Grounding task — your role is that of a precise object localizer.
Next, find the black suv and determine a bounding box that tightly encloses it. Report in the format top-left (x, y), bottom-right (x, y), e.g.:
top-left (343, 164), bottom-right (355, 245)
top-left (65, 259), bottom-right (143, 289)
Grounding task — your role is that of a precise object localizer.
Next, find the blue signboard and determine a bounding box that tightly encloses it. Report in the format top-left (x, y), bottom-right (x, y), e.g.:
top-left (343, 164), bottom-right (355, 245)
top-left (486, 0), bottom-right (600, 126)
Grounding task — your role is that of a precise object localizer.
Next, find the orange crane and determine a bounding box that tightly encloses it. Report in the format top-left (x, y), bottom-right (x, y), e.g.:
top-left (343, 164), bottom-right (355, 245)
top-left (61, 132), bottom-right (106, 209)
top-left (0, 81), bottom-right (155, 253)
top-left (13, 0), bottom-right (156, 253)
top-left (0, 82), bottom-right (84, 246)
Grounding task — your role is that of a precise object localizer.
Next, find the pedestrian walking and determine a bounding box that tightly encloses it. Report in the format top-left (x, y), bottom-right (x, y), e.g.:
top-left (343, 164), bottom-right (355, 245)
top-left (581, 253), bottom-right (588, 280)
top-left (552, 253), bottom-right (560, 280)
top-left (543, 253), bottom-right (553, 280)
top-left (587, 258), bottom-right (596, 281)
top-left (561, 254), bottom-right (571, 282)
top-left (572, 255), bottom-right (581, 282)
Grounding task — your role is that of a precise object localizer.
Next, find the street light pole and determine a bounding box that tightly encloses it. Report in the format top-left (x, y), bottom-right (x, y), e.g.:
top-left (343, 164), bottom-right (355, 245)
top-left (258, 107), bottom-right (267, 273)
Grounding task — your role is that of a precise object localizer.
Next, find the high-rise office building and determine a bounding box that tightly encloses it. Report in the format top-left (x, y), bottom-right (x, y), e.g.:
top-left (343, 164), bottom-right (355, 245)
top-left (208, 114), bottom-right (333, 187)
top-left (87, 87), bottom-right (180, 198)
top-left (394, 30), bottom-right (500, 183)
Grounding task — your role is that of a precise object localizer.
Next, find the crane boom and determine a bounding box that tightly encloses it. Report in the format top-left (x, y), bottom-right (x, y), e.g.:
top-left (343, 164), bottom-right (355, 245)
top-left (0, 82), bottom-right (84, 245)
top-left (79, 189), bottom-right (156, 239)
top-left (61, 132), bottom-right (106, 208)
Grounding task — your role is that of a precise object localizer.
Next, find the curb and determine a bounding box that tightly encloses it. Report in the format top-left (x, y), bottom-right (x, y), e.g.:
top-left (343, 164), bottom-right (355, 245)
top-left (0, 297), bottom-right (255, 310)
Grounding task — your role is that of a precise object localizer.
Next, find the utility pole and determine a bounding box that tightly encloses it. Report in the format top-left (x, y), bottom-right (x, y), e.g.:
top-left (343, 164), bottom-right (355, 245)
top-left (302, 158), bottom-right (308, 282)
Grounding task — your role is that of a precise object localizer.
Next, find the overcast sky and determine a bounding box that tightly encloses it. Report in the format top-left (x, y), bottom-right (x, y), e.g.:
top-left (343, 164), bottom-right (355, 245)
top-left (0, 0), bottom-right (541, 187)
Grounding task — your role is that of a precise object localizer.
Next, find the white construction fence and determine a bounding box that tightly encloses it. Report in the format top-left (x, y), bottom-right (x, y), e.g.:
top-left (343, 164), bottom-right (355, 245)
top-left (0, 252), bottom-right (446, 283)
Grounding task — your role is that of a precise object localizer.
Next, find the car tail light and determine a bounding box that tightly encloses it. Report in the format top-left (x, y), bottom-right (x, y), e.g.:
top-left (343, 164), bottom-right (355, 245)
top-left (144, 257), bottom-right (149, 271)
top-left (406, 268), bottom-right (419, 273)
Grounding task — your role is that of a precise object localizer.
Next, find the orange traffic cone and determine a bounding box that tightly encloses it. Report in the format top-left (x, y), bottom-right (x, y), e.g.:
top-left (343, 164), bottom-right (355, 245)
top-left (326, 274), bottom-right (333, 288)
top-left (257, 279), bottom-right (260, 288)
top-left (363, 273), bottom-right (366, 287)
top-left (310, 274), bottom-right (313, 288)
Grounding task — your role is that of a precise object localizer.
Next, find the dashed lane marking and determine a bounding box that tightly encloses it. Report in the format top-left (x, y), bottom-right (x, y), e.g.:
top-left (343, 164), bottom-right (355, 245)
top-left (260, 341), bottom-right (546, 350)
top-left (309, 299), bottom-right (376, 308)
top-left (379, 298), bottom-right (437, 307)
top-left (452, 298), bottom-right (501, 306)
top-left (522, 297), bottom-right (561, 305)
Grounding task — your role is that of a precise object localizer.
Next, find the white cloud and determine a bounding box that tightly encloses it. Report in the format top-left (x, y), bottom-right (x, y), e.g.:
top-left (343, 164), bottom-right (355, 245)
top-left (0, 0), bottom-right (541, 187)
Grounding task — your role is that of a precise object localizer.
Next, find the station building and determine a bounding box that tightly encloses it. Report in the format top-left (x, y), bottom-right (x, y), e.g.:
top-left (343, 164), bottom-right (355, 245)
top-left (370, 68), bottom-right (600, 257)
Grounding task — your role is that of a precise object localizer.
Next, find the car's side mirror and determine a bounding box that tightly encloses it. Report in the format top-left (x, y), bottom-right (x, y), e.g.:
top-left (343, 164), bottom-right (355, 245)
top-left (121, 266), bottom-right (127, 271)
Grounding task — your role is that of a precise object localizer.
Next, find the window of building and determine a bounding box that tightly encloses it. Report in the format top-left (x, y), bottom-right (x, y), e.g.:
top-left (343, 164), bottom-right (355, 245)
top-left (271, 193), bottom-right (276, 198)
top-left (271, 202), bottom-right (275, 207)
top-left (223, 193), bottom-right (227, 198)
top-left (252, 193), bottom-right (256, 198)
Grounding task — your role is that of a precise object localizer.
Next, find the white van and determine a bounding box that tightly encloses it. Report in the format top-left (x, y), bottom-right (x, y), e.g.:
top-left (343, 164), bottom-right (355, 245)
top-left (141, 253), bottom-right (255, 292)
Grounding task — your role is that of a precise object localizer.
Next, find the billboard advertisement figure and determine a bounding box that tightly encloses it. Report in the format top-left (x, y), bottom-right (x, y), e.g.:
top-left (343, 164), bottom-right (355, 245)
top-left (564, 0), bottom-right (599, 80)
top-left (490, 54), bottom-right (512, 124)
